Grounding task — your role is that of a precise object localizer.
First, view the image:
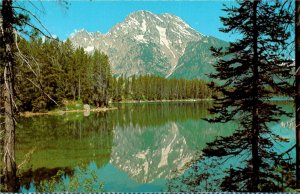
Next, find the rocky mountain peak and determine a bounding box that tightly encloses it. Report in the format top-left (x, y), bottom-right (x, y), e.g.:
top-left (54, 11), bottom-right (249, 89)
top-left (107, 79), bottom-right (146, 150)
top-left (69, 11), bottom-right (226, 79)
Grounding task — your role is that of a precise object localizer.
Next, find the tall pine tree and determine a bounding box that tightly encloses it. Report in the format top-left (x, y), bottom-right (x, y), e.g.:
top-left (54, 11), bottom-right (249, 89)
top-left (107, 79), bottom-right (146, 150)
top-left (203, 0), bottom-right (294, 191)
top-left (1, 0), bottom-right (17, 191)
top-left (296, 0), bottom-right (300, 189)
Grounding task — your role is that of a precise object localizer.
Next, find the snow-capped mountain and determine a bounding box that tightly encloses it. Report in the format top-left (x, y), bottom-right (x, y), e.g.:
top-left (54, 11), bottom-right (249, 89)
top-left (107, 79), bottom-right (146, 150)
top-left (69, 10), bottom-right (227, 79)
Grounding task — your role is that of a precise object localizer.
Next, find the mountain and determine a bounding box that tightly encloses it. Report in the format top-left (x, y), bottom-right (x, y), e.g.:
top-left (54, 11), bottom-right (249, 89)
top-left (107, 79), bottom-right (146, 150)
top-left (69, 10), bottom-right (227, 80)
top-left (169, 36), bottom-right (228, 80)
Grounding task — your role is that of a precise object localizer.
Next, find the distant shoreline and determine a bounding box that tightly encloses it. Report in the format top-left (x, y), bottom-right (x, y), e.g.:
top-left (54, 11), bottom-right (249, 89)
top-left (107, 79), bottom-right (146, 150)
top-left (113, 98), bottom-right (214, 104)
top-left (16, 97), bottom-right (293, 117)
top-left (113, 97), bottom-right (293, 104)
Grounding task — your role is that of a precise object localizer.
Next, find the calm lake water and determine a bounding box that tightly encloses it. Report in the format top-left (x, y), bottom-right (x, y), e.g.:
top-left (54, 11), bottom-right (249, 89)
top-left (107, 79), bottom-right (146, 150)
top-left (16, 101), bottom-right (295, 192)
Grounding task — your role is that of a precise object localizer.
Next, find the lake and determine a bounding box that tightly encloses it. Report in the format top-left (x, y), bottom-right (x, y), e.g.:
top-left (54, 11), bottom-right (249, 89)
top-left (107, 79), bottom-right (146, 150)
top-left (16, 101), bottom-right (295, 192)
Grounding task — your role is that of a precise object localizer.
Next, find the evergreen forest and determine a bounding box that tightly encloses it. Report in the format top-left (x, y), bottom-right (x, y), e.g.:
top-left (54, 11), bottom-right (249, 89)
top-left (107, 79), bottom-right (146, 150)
top-left (15, 36), bottom-right (213, 112)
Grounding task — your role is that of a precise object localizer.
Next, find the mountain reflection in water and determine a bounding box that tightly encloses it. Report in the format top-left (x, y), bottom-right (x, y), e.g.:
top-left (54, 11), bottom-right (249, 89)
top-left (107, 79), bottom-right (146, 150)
top-left (17, 101), bottom-right (293, 192)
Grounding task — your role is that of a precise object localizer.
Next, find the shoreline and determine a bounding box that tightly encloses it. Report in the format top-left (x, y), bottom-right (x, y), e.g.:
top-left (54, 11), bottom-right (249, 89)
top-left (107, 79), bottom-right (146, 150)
top-left (113, 98), bottom-right (214, 104)
top-left (113, 96), bottom-right (293, 104)
top-left (20, 107), bottom-right (117, 117)
top-left (16, 97), bottom-right (293, 117)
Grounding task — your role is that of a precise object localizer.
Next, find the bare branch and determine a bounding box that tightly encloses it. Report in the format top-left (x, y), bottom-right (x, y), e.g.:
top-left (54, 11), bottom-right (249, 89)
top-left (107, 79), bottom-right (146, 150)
top-left (15, 33), bottom-right (39, 78)
top-left (17, 147), bottom-right (36, 169)
top-left (12, 6), bottom-right (53, 38)
top-left (278, 144), bottom-right (296, 157)
top-left (26, 78), bottom-right (58, 106)
top-left (23, 21), bottom-right (52, 40)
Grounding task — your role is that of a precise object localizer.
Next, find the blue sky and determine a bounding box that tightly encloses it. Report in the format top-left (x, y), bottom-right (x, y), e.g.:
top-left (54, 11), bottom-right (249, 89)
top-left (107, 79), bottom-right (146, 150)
top-left (20, 1), bottom-right (238, 42)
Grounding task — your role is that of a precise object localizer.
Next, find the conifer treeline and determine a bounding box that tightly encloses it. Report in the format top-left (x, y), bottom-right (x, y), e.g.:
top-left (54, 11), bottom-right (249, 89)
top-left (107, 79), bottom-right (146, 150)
top-left (111, 75), bottom-right (212, 102)
top-left (16, 37), bottom-right (213, 112)
top-left (16, 37), bottom-right (112, 112)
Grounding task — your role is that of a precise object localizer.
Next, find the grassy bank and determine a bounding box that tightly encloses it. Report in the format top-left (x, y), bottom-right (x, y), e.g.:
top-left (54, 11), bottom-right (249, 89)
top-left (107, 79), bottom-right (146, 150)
top-left (20, 100), bottom-right (117, 117)
top-left (20, 107), bottom-right (117, 117)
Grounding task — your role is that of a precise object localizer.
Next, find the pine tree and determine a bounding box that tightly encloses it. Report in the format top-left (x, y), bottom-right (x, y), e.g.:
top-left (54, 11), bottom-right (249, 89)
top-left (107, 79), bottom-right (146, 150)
top-left (1, 0), bottom-right (17, 191)
top-left (296, 0), bottom-right (300, 188)
top-left (203, 0), bottom-right (294, 191)
top-left (87, 50), bottom-right (112, 107)
top-left (1, 2), bottom-right (70, 190)
top-left (59, 39), bottom-right (75, 100)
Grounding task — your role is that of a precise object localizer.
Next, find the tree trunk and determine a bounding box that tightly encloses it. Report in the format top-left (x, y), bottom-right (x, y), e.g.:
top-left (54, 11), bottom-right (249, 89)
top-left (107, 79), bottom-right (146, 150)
top-left (295, 0), bottom-right (300, 189)
top-left (1, 0), bottom-right (17, 191)
top-left (71, 86), bottom-right (76, 101)
top-left (251, 0), bottom-right (260, 192)
top-left (78, 77), bottom-right (81, 100)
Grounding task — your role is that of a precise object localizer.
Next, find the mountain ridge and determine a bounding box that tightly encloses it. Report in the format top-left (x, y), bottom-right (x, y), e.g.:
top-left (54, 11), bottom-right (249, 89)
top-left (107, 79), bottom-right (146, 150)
top-left (69, 10), bottom-right (227, 80)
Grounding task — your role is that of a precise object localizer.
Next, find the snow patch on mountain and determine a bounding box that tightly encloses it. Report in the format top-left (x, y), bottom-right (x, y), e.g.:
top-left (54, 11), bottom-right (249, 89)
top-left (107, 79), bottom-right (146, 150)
top-left (156, 26), bottom-right (168, 48)
top-left (155, 15), bottom-right (163, 23)
top-left (135, 34), bottom-right (147, 43)
top-left (166, 65), bottom-right (177, 78)
top-left (128, 17), bottom-right (139, 26)
top-left (69, 10), bottom-right (208, 78)
top-left (156, 25), bottom-right (176, 59)
top-left (141, 19), bottom-right (147, 33)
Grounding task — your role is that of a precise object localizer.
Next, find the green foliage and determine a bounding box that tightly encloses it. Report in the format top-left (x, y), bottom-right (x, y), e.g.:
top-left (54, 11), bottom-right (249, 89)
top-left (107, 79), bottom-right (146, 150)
top-left (37, 165), bottom-right (104, 192)
top-left (15, 37), bottom-right (112, 112)
top-left (201, 0), bottom-right (294, 192)
top-left (61, 100), bottom-right (83, 111)
top-left (80, 50), bottom-right (112, 107)
top-left (15, 35), bottom-right (215, 112)
top-left (111, 75), bottom-right (213, 102)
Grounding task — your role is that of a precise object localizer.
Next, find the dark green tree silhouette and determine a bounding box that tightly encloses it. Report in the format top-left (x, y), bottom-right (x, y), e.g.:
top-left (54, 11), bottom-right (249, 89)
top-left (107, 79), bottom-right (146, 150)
top-left (1, 0), bottom-right (18, 191)
top-left (1, 1), bottom-right (70, 190)
top-left (295, 0), bottom-right (300, 189)
top-left (203, 0), bottom-right (294, 191)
